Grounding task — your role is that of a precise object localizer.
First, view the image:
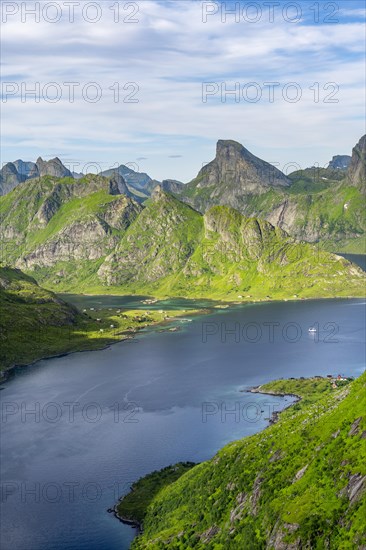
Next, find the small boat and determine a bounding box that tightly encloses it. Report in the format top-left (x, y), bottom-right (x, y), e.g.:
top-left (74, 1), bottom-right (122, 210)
top-left (308, 327), bottom-right (317, 333)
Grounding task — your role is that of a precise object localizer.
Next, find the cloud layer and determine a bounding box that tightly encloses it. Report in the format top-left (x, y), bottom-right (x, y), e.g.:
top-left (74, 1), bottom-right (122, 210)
top-left (1, 0), bottom-right (365, 180)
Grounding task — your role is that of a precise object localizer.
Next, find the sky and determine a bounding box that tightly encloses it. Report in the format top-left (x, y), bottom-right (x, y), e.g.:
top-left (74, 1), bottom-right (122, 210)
top-left (1, 0), bottom-right (365, 181)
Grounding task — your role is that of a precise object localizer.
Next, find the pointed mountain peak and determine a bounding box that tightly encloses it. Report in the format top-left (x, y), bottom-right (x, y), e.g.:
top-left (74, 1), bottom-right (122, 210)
top-left (216, 139), bottom-right (246, 153)
top-left (35, 157), bottom-right (72, 178)
top-left (195, 139), bottom-right (290, 193)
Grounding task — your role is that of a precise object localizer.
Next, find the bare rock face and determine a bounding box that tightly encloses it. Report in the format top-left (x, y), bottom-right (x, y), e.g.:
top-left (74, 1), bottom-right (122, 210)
top-left (13, 160), bottom-right (37, 177)
top-left (161, 179), bottom-right (184, 194)
top-left (268, 521), bottom-right (301, 550)
top-left (180, 140), bottom-right (290, 213)
top-left (328, 155), bottom-right (351, 170)
top-left (339, 473), bottom-right (366, 505)
top-left (348, 417), bottom-right (362, 436)
top-left (0, 162), bottom-right (26, 195)
top-left (108, 172), bottom-right (130, 196)
top-left (35, 157), bottom-right (73, 178)
top-left (347, 135), bottom-right (366, 191)
top-left (198, 140), bottom-right (290, 192)
top-left (17, 195), bottom-right (141, 269)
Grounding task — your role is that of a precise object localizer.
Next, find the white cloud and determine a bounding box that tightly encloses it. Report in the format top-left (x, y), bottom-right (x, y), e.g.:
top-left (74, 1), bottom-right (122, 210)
top-left (1, 1), bottom-right (365, 180)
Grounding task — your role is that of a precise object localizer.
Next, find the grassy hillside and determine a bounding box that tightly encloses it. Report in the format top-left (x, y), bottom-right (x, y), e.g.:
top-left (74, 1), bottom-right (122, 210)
top-left (119, 374), bottom-right (366, 549)
top-left (98, 197), bottom-right (365, 300)
top-left (1, 179), bottom-right (365, 300)
top-left (177, 178), bottom-right (366, 253)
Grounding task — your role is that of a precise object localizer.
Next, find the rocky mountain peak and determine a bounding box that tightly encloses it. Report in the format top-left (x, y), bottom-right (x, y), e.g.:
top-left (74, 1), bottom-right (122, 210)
top-left (36, 157), bottom-right (73, 178)
top-left (0, 162), bottom-right (27, 195)
top-left (151, 184), bottom-right (165, 201)
top-left (108, 171), bottom-right (129, 196)
top-left (328, 155), bottom-right (351, 170)
top-left (193, 139), bottom-right (291, 196)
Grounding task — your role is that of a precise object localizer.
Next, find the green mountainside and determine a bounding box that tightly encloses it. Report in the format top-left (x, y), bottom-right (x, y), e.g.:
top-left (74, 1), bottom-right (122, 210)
top-left (0, 265), bottom-right (83, 371)
top-left (118, 374), bottom-right (366, 549)
top-left (0, 179), bottom-right (364, 300)
top-left (175, 136), bottom-right (366, 253)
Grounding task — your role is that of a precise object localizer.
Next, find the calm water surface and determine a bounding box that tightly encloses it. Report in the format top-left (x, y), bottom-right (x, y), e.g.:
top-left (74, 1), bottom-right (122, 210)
top-left (1, 298), bottom-right (365, 550)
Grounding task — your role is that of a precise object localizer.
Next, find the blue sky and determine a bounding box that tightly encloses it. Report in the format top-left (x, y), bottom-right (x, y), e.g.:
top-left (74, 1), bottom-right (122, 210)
top-left (1, 0), bottom-right (365, 181)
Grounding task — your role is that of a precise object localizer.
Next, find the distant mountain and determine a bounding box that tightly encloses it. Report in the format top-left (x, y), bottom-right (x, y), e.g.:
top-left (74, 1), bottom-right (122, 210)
top-left (13, 160), bottom-right (37, 177)
top-left (177, 139), bottom-right (290, 212)
top-left (101, 164), bottom-right (152, 190)
top-left (0, 174), bottom-right (141, 278)
top-left (160, 179), bottom-right (184, 194)
top-left (72, 171), bottom-right (84, 180)
top-left (0, 162), bottom-right (27, 195)
top-left (1, 136), bottom-right (365, 252)
top-left (328, 154), bottom-right (351, 170)
top-left (35, 157), bottom-right (73, 178)
top-left (0, 157), bottom-right (74, 196)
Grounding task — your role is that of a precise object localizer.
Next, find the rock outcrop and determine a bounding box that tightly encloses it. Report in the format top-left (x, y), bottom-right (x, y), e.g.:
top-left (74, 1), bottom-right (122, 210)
top-left (328, 155), bottom-right (351, 170)
top-left (347, 134), bottom-right (366, 190)
top-left (0, 162), bottom-right (26, 195)
top-left (35, 157), bottom-right (73, 178)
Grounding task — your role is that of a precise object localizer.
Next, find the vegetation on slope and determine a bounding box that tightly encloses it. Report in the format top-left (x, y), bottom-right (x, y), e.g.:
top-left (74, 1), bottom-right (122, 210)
top-left (0, 265), bottom-right (202, 374)
top-left (0, 177), bottom-right (365, 299)
top-left (98, 197), bottom-right (365, 300)
top-left (119, 374), bottom-right (366, 549)
top-left (178, 178), bottom-right (366, 253)
top-left (116, 463), bottom-right (196, 526)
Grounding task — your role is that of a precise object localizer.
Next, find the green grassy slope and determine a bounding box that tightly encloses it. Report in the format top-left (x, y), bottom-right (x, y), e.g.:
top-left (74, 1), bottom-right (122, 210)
top-left (123, 374), bottom-right (366, 549)
top-left (0, 174), bottom-right (141, 290)
top-left (177, 178), bottom-right (366, 253)
top-left (98, 196), bottom-right (365, 300)
top-left (1, 179), bottom-right (365, 300)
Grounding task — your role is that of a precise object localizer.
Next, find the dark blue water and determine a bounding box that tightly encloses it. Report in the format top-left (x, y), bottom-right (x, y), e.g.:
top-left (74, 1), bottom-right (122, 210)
top-left (1, 298), bottom-right (365, 550)
top-left (339, 253), bottom-right (366, 271)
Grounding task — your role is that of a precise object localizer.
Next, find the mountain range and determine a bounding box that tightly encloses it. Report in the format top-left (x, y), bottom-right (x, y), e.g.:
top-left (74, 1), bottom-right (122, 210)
top-left (1, 135), bottom-right (364, 251)
top-left (172, 135), bottom-right (366, 250)
top-left (0, 168), bottom-right (364, 300)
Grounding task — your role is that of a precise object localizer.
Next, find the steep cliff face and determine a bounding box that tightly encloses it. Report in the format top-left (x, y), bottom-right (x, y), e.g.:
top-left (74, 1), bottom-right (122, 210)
top-left (0, 162), bottom-right (27, 195)
top-left (35, 157), bottom-right (73, 178)
top-left (1, 175), bottom-right (365, 298)
top-left (180, 140), bottom-right (290, 213)
top-left (347, 135), bottom-right (366, 190)
top-left (0, 157), bottom-right (74, 196)
top-left (13, 160), bottom-right (37, 177)
top-left (328, 154), bottom-right (351, 170)
top-left (0, 175), bottom-right (141, 280)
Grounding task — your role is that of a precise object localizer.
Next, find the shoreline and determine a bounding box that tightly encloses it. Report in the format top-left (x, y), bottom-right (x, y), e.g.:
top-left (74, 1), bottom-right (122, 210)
top-left (108, 504), bottom-right (143, 533)
top-left (112, 382), bottom-right (305, 533)
top-left (248, 385), bottom-right (302, 425)
top-left (58, 292), bottom-right (365, 303)
top-left (108, 504), bottom-right (143, 534)
top-left (0, 308), bottom-right (208, 384)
